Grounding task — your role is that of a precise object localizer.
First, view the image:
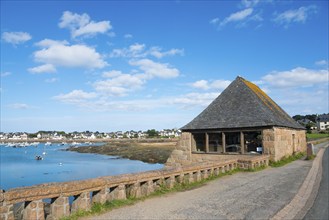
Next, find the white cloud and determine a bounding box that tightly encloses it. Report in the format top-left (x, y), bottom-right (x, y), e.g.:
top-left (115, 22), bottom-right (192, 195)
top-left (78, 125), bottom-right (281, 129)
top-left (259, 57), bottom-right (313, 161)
top-left (315, 60), bottom-right (328, 66)
top-left (45, 78), bottom-right (59, 83)
top-left (33, 41), bottom-right (107, 69)
top-left (53, 90), bottom-right (97, 104)
top-left (129, 59), bottom-right (179, 79)
top-left (2, 32), bottom-right (32, 45)
top-left (93, 72), bottom-right (145, 96)
top-left (1, 72), bottom-right (11, 77)
top-left (171, 92), bottom-right (220, 109)
top-left (7, 103), bottom-right (31, 109)
top-left (148, 47), bottom-right (184, 58)
top-left (59, 11), bottom-right (112, 38)
top-left (110, 43), bottom-right (146, 58)
top-left (220, 8), bottom-right (254, 26)
top-left (124, 34), bottom-right (133, 39)
top-left (210, 18), bottom-right (220, 25)
top-left (273, 5), bottom-right (317, 27)
top-left (191, 79), bottom-right (231, 90)
top-left (102, 70), bottom-right (123, 78)
top-left (28, 64), bottom-right (57, 74)
top-left (262, 67), bottom-right (328, 88)
top-left (35, 39), bottom-right (68, 47)
top-left (241, 0), bottom-right (260, 8)
top-left (191, 80), bottom-right (209, 90)
top-left (110, 43), bottom-right (183, 59)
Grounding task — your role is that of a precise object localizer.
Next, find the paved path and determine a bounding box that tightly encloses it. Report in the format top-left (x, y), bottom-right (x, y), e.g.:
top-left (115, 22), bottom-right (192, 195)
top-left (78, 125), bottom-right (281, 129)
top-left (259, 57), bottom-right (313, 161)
top-left (87, 159), bottom-right (313, 219)
top-left (304, 147), bottom-right (329, 220)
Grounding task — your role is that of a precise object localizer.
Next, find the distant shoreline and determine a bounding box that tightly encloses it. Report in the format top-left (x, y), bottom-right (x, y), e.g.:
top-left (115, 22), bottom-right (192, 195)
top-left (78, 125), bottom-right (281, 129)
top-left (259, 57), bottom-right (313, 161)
top-left (0, 138), bottom-right (179, 143)
top-left (66, 140), bottom-right (177, 164)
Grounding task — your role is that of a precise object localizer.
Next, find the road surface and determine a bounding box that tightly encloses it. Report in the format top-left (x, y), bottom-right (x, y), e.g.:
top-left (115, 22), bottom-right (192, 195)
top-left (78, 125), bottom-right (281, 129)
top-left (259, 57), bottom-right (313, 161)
top-left (304, 146), bottom-right (329, 220)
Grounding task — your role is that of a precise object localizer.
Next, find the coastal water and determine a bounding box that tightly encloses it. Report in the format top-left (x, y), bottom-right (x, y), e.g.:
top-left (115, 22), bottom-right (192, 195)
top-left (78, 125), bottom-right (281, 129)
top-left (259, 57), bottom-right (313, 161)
top-left (0, 142), bottom-right (163, 190)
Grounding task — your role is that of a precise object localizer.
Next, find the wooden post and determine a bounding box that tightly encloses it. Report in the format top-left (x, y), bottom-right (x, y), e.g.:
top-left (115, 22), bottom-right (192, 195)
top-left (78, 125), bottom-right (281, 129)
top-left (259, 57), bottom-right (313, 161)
top-left (222, 132), bottom-right (226, 153)
top-left (205, 133), bottom-right (209, 153)
top-left (240, 131), bottom-right (245, 154)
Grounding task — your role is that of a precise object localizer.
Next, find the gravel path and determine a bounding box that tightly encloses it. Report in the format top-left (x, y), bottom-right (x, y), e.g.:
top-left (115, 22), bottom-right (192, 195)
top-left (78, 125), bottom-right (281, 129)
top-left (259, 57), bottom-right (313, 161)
top-left (86, 158), bottom-right (312, 220)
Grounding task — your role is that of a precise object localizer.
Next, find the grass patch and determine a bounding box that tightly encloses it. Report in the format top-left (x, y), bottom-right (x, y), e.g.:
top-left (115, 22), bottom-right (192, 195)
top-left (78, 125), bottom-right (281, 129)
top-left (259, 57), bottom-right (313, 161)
top-left (61, 199), bottom-right (139, 220)
top-left (306, 133), bottom-right (329, 140)
top-left (269, 152), bottom-right (305, 167)
top-left (60, 167), bottom-right (265, 220)
top-left (306, 154), bottom-right (316, 160)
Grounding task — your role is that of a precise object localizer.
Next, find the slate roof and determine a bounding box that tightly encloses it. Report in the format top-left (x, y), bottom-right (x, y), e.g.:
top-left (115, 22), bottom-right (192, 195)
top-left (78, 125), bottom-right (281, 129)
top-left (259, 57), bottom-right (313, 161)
top-left (316, 114), bottom-right (329, 122)
top-left (181, 76), bottom-right (304, 131)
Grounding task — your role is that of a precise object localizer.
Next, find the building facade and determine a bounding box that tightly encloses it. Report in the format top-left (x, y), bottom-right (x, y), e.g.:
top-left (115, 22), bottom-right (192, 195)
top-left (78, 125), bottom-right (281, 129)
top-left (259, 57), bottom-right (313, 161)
top-left (316, 114), bottom-right (329, 130)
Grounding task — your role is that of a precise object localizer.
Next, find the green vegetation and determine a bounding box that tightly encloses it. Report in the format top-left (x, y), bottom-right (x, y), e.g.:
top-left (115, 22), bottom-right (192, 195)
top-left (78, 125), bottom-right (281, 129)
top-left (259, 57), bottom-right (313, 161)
top-left (269, 152), bottom-right (305, 167)
top-left (306, 154), bottom-right (316, 160)
top-left (146, 129), bottom-right (159, 138)
top-left (306, 133), bottom-right (329, 140)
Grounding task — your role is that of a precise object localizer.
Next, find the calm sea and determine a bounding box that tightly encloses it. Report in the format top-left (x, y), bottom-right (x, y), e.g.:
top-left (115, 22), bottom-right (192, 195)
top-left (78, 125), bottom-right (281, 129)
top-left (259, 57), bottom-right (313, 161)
top-left (0, 142), bottom-right (163, 190)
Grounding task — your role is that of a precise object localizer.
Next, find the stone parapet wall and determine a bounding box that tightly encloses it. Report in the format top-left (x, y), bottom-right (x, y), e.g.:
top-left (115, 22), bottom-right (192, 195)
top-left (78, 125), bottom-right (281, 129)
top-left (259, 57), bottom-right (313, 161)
top-left (0, 155), bottom-right (269, 220)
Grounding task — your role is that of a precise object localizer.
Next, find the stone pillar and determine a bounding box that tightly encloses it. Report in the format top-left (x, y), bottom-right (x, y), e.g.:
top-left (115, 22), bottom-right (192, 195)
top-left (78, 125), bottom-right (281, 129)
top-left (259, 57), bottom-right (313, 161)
top-left (165, 176), bottom-right (176, 189)
top-left (222, 132), bottom-right (226, 153)
top-left (202, 170), bottom-right (209, 179)
top-left (194, 171), bottom-right (201, 182)
top-left (49, 196), bottom-right (70, 220)
top-left (23, 200), bottom-right (45, 220)
top-left (92, 188), bottom-right (109, 204)
top-left (307, 143), bottom-right (314, 158)
top-left (141, 181), bottom-right (154, 196)
top-left (71, 192), bottom-right (91, 213)
top-left (214, 168), bottom-right (220, 176)
top-left (205, 133), bottom-right (209, 153)
top-left (108, 185), bottom-right (126, 201)
top-left (221, 166), bottom-right (226, 174)
top-left (175, 174), bottom-right (184, 184)
top-left (240, 131), bottom-right (245, 154)
top-left (184, 173), bottom-right (194, 184)
top-left (126, 183), bottom-right (141, 199)
top-left (0, 203), bottom-right (14, 220)
top-left (153, 178), bottom-right (164, 191)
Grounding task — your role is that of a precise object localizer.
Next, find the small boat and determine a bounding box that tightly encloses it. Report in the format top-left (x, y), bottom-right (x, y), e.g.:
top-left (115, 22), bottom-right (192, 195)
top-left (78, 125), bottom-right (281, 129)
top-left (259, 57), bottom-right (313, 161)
top-left (45, 142), bottom-right (52, 146)
top-left (35, 155), bottom-right (43, 160)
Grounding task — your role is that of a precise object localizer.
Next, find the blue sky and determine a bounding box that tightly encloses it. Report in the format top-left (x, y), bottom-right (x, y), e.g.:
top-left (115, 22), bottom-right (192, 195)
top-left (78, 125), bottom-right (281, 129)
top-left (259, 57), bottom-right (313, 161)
top-left (1, 0), bottom-right (328, 133)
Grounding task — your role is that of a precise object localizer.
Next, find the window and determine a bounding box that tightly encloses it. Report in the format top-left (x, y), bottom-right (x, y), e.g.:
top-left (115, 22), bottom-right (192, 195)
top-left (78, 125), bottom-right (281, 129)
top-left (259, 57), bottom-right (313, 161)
top-left (208, 133), bottom-right (223, 153)
top-left (192, 133), bottom-right (205, 152)
top-left (244, 131), bottom-right (262, 153)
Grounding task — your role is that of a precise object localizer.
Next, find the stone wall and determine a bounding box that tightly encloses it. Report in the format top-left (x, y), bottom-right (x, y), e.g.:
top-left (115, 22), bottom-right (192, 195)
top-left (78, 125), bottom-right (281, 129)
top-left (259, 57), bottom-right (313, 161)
top-left (263, 127), bottom-right (306, 161)
top-left (166, 132), bottom-right (192, 167)
top-left (1, 155), bottom-right (269, 220)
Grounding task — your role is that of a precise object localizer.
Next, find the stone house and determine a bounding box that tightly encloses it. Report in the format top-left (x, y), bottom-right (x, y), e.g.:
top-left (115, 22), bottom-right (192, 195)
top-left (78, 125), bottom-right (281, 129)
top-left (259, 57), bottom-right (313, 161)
top-left (167, 76), bottom-right (306, 165)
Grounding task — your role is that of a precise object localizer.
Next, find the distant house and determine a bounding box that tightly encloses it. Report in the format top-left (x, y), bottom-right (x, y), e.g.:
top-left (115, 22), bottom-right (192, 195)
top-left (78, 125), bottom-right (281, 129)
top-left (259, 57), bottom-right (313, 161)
top-left (20, 133), bottom-right (28, 140)
top-left (316, 114), bottom-right (329, 130)
top-left (297, 119), bottom-right (316, 130)
top-left (167, 76), bottom-right (306, 165)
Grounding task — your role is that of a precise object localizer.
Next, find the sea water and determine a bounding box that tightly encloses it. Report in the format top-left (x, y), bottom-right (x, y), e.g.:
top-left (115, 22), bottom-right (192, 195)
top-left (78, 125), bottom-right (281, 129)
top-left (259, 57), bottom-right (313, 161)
top-left (0, 142), bottom-right (163, 190)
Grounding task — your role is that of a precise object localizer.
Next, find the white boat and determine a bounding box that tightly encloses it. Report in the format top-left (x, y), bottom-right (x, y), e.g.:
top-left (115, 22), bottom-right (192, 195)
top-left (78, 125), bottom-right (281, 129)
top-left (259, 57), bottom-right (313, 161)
top-left (45, 142), bottom-right (52, 146)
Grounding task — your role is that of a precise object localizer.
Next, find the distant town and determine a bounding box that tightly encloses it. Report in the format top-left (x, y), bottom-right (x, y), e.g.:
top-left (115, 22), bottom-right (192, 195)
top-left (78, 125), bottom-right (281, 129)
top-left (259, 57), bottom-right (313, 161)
top-left (1, 113), bottom-right (328, 141)
top-left (0, 129), bottom-right (182, 141)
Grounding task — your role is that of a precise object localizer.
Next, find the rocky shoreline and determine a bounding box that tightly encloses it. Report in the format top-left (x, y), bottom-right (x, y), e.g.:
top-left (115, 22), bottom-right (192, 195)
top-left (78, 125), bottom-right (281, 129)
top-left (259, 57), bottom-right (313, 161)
top-left (66, 139), bottom-right (177, 164)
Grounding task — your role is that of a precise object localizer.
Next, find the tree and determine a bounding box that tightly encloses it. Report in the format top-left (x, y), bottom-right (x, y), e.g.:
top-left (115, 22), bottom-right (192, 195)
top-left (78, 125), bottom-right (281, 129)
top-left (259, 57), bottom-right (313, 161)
top-left (292, 115), bottom-right (303, 121)
top-left (146, 129), bottom-right (159, 138)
